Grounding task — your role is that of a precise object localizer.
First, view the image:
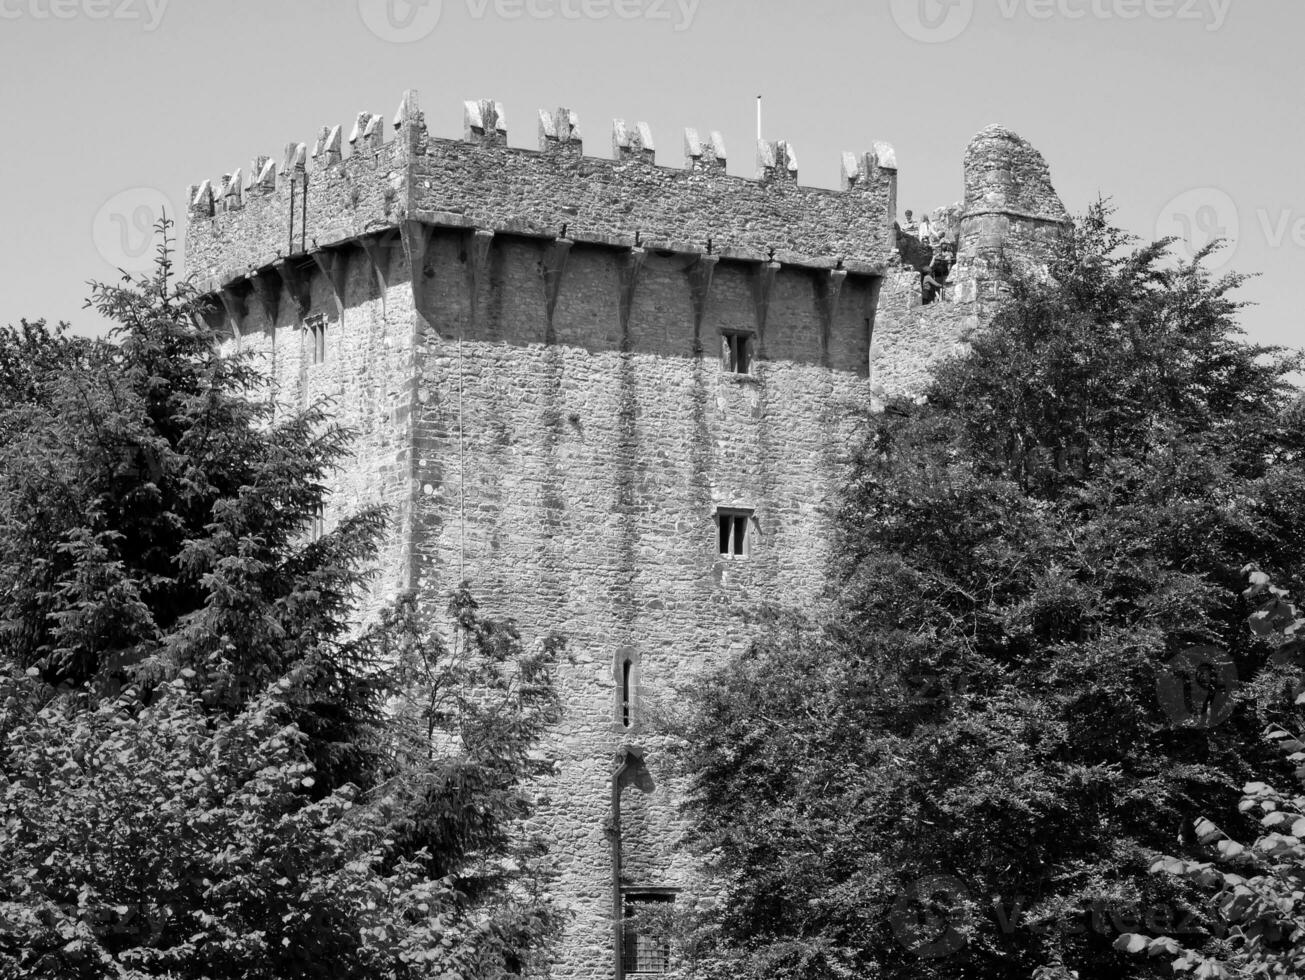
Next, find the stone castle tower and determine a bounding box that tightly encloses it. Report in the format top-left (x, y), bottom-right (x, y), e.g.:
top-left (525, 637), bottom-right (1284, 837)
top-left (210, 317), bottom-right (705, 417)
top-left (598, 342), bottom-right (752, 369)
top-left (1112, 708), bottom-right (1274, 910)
top-left (183, 91), bottom-right (1066, 979)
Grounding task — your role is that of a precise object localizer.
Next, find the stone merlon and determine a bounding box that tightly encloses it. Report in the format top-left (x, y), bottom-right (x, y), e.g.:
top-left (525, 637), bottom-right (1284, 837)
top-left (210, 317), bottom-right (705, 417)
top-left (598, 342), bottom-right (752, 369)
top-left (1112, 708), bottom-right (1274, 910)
top-left (184, 88), bottom-right (900, 290)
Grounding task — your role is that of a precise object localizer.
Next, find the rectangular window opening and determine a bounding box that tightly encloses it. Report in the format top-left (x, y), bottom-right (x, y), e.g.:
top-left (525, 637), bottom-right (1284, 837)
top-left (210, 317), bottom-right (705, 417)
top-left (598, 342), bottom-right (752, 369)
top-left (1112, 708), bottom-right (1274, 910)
top-left (716, 509), bottom-right (752, 558)
top-left (622, 894), bottom-right (674, 975)
top-left (308, 316), bottom-right (327, 365)
top-left (721, 331), bottom-right (752, 374)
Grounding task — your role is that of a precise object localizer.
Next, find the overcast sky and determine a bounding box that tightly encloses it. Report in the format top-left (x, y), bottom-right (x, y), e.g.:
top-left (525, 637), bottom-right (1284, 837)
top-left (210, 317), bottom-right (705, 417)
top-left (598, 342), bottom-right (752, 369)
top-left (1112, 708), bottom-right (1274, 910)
top-left (1, 0), bottom-right (1300, 352)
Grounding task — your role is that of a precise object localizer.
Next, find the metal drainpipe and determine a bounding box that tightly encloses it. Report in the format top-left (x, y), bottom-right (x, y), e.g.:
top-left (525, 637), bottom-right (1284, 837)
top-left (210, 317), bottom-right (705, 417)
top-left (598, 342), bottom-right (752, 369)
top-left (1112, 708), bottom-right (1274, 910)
top-left (612, 751), bottom-right (631, 980)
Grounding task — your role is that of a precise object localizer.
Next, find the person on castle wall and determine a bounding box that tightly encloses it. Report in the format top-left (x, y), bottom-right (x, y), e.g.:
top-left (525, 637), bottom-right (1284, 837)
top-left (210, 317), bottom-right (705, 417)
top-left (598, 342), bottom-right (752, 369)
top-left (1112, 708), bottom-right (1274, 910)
top-left (921, 268), bottom-right (945, 306)
top-left (930, 243), bottom-right (954, 281)
top-left (921, 244), bottom-right (954, 306)
top-left (917, 215), bottom-right (933, 243)
top-left (902, 209), bottom-right (918, 234)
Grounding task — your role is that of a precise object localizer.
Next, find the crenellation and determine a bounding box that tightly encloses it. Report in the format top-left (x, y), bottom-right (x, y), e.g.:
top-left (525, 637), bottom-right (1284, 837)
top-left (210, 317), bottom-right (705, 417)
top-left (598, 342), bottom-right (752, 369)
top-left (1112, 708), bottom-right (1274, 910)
top-left (254, 157), bottom-right (277, 193)
top-left (684, 128), bottom-right (726, 172)
top-left (756, 139), bottom-right (798, 182)
top-left (186, 89), bottom-right (912, 289)
top-left (394, 90), bottom-right (428, 154)
top-left (464, 99), bottom-right (507, 145)
top-left (350, 112), bottom-right (385, 154)
top-left (839, 148), bottom-right (892, 191)
top-left (221, 170), bottom-right (243, 211)
top-left (612, 119), bottom-right (655, 164)
top-left (180, 97), bottom-right (1071, 980)
top-left (539, 107), bottom-right (582, 155)
top-left (282, 141), bottom-right (307, 180)
top-left (312, 125), bottom-right (343, 167)
top-left (189, 179), bottom-right (214, 218)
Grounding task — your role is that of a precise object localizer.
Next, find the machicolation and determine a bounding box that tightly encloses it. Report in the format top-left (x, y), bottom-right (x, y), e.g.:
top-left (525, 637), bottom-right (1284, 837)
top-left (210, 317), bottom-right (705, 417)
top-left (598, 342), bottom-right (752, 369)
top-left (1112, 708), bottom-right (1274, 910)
top-left (183, 88), bottom-right (1070, 980)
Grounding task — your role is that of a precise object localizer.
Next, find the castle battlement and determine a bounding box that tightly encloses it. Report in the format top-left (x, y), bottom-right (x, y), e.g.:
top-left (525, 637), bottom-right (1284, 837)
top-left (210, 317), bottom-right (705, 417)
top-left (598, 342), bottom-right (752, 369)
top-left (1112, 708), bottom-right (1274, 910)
top-left (184, 88), bottom-right (898, 292)
top-left (175, 97), bottom-right (1074, 980)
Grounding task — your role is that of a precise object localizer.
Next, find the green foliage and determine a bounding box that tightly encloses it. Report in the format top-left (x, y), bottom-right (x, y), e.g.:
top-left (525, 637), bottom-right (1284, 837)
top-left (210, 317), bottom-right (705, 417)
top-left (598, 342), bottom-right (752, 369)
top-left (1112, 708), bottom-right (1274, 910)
top-left (0, 229), bottom-right (563, 978)
top-left (1118, 569), bottom-right (1305, 978)
top-left (0, 235), bottom-right (387, 790)
top-left (670, 204), bottom-right (1305, 980)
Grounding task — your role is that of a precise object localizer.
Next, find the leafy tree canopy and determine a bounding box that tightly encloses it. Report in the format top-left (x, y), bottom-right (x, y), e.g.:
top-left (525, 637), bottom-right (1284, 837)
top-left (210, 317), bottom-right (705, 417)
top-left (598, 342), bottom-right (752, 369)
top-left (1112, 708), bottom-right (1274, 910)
top-left (0, 232), bottom-right (563, 978)
top-left (1119, 569), bottom-right (1305, 979)
top-left (671, 204), bottom-right (1305, 980)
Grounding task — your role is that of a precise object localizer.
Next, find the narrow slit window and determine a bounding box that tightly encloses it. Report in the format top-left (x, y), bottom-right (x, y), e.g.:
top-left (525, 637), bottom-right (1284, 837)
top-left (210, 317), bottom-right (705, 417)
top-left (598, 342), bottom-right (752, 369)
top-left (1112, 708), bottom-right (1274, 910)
top-left (721, 331), bottom-right (752, 374)
top-left (716, 509), bottom-right (752, 558)
top-left (308, 316), bottom-right (327, 365)
top-left (621, 658), bottom-right (633, 728)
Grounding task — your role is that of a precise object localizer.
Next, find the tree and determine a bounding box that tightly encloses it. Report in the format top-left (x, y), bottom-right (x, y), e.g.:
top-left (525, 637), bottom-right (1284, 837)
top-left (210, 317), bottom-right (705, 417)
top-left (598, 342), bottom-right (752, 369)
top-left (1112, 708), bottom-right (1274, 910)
top-left (1118, 568), bottom-right (1305, 978)
top-left (670, 204), bottom-right (1305, 980)
top-left (0, 229), bottom-right (563, 978)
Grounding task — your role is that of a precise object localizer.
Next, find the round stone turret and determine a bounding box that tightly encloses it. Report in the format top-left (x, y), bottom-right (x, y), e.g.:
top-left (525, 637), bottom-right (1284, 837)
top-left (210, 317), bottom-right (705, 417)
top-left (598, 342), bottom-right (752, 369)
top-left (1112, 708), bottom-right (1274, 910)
top-left (960, 124), bottom-right (1069, 260)
top-left (964, 124), bottom-right (1067, 219)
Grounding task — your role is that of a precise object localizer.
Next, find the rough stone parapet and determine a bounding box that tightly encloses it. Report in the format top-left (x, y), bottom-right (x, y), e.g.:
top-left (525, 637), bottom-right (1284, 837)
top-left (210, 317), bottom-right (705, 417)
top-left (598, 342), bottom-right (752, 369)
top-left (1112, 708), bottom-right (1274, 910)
top-left (684, 128), bottom-right (726, 172)
top-left (539, 107), bottom-right (582, 155)
top-left (612, 118), bottom-right (656, 164)
top-left (184, 88), bottom-right (898, 290)
top-left (176, 104), bottom-right (1074, 980)
top-left (464, 98), bottom-right (507, 145)
top-left (350, 112), bottom-right (385, 154)
top-left (873, 125), bottom-right (1069, 407)
top-left (756, 138), bottom-right (798, 182)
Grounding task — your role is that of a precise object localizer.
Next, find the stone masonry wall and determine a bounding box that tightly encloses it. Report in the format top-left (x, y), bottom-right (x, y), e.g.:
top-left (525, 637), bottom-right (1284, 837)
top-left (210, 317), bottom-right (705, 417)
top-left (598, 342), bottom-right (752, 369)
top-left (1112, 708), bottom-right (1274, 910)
top-left (186, 90), bottom-right (899, 289)
top-left (183, 92), bottom-right (1069, 979)
top-left (405, 229), bottom-right (873, 978)
top-left (870, 125), bottom-right (1069, 406)
top-left (209, 247), bottom-right (417, 626)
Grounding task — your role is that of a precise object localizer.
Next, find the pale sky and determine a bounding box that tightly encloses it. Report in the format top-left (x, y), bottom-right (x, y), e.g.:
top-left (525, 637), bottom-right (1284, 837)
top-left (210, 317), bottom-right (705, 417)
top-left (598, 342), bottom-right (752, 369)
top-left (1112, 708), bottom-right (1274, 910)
top-left (1, 0), bottom-right (1300, 353)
